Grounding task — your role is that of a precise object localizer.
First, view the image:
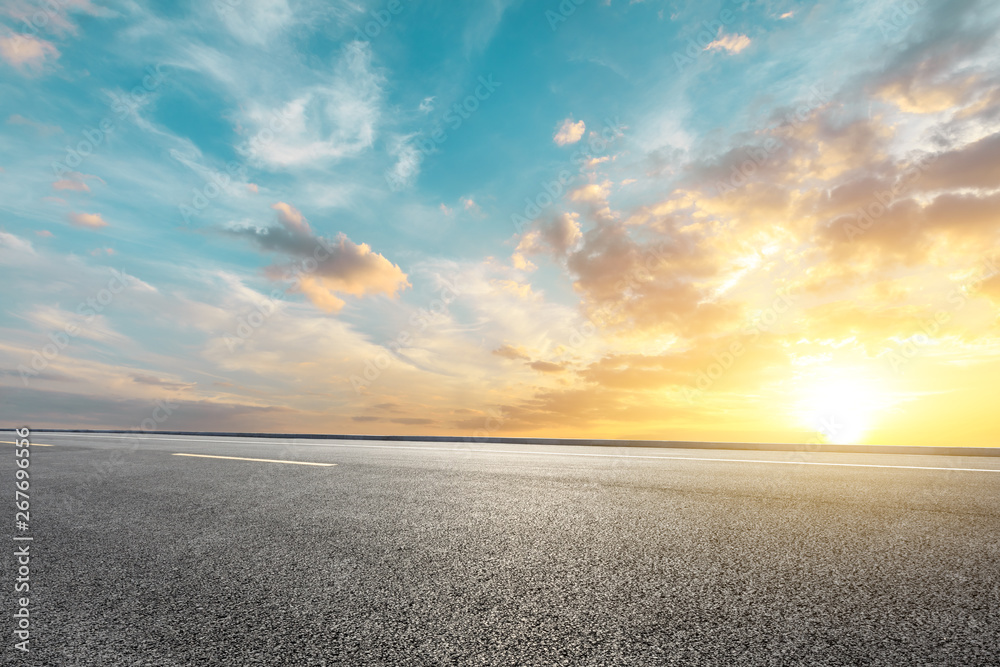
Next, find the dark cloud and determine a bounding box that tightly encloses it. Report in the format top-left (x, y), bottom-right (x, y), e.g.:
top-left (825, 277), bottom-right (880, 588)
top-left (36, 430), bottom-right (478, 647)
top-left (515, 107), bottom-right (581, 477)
top-left (0, 387), bottom-right (294, 432)
top-left (227, 201), bottom-right (409, 312)
top-left (129, 373), bottom-right (194, 390)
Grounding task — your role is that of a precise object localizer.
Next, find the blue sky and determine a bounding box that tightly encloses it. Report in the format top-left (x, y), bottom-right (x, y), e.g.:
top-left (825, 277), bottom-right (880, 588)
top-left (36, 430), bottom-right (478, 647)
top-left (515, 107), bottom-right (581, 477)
top-left (2, 0), bottom-right (1000, 444)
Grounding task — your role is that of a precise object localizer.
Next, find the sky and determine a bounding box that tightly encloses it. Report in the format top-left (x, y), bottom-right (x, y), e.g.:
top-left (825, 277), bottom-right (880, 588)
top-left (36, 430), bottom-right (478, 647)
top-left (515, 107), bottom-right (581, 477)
top-left (1, 0), bottom-right (999, 446)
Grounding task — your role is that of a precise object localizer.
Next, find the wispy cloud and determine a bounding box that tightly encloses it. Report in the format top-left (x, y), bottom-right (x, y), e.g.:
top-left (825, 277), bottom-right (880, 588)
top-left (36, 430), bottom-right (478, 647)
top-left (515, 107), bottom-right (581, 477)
top-left (704, 31), bottom-right (751, 54)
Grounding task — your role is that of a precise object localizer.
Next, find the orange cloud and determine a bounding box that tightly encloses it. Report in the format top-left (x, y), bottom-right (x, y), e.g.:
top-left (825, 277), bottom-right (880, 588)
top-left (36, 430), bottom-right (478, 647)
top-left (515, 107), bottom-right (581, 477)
top-left (52, 171), bottom-right (103, 192)
top-left (232, 202), bottom-right (410, 313)
top-left (528, 360), bottom-right (565, 373)
top-left (493, 344), bottom-right (529, 360)
top-left (54, 179), bottom-right (89, 192)
top-left (69, 212), bottom-right (108, 229)
top-left (0, 32), bottom-right (59, 74)
top-left (704, 32), bottom-right (751, 54)
top-left (271, 201), bottom-right (310, 234)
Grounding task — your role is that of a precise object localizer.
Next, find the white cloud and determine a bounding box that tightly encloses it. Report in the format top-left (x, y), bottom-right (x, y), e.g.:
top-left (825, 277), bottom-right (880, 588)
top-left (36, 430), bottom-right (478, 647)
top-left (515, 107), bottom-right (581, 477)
top-left (216, 0), bottom-right (293, 45)
top-left (553, 118), bottom-right (586, 146)
top-left (0, 231), bottom-right (36, 261)
top-left (704, 32), bottom-right (752, 54)
top-left (239, 41), bottom-right (385, 168)
top-left (385, 133), bottom-right (423, 190)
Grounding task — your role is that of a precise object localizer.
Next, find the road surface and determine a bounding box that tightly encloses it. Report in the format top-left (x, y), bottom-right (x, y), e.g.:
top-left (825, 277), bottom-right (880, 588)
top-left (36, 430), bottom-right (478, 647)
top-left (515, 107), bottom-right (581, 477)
top-left (3, 432), bottom-right (999, 665)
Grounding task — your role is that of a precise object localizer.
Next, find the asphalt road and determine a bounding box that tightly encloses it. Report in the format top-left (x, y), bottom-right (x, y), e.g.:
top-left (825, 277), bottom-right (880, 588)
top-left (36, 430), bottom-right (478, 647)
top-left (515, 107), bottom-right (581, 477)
top-left (3, 432), bottom-right (1000, 666)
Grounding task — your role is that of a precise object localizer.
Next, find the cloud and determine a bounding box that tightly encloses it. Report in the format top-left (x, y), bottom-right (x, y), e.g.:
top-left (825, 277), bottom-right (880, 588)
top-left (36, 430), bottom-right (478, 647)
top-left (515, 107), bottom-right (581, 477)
top-left (216, 0), bottom-right (293, 45)
top-left (385, 134), bottom-right (423, 189)
top-left (390, 417), bottom-right (434, 425)
top-left (920, 132), bottom-right (1000, 191)
top-left (569, 181), bottom-right (612, 208)
top-left (553, 118), bottom-right (586, 146)
top-left (980, 272), bottom-right (1000, 304)
top-left (229, 202), bottom-right (410, 313)
top-left (492, 344), bottom-right (529, 360)
top-left (27, 305), bottom-right (129, 346)
top-left (0, 387), bottom-right (294, 432)
top-left (704, 32), bottom-right (751, 54)
top-left (69, 212), bottom-right (108, 229)
top-left (0, 0), bottom-right (107, 37)
top-left (0, 231), bottom-right (36, 257)
top-left (7, 113), bottom-right (60, 135)
top-left (129, 373), bottom-right (194, 390)
top-left (528, 360), bottom-right (565, 373)
top-left (271, 201), bottom-right (309, 234)
top-left (54, 179), bottom-right (89, 192)
top-left (238, 41), bottom-right (385, 168)
top-left (516, 212), bottom-right (583, 259)
top-left (0, 31), bottom-right (59, 74)
top-left (52, 171), bottom-right (103, 192)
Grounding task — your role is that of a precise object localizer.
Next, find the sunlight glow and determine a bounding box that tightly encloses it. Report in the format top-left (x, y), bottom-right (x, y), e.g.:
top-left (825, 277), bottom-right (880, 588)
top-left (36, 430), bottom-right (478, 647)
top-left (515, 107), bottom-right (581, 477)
top-left (796, 375), bottom-right (887, 444)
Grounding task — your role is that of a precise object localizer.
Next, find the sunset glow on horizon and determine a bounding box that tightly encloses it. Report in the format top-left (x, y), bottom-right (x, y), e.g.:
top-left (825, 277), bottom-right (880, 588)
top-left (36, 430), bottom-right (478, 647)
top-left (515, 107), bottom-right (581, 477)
top-left (2, 0), bottom-right (999, 447)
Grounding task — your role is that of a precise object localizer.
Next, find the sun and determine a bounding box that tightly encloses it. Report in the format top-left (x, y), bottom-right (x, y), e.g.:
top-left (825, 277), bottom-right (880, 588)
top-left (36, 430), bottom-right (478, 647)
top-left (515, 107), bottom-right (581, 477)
top-left (796, 375), bottom-right (887, 444)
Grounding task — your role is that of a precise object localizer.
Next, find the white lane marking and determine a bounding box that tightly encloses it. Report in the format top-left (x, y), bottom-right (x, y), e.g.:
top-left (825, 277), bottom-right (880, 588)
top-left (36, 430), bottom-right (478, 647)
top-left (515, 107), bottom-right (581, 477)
top-left (172, 453), bottom-right (335, 467)
top-left (20, 433), bottom-right (1000, 473)
top-left (2, 441), bottom-right (54, 447)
